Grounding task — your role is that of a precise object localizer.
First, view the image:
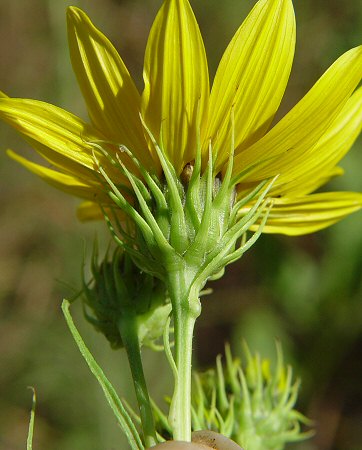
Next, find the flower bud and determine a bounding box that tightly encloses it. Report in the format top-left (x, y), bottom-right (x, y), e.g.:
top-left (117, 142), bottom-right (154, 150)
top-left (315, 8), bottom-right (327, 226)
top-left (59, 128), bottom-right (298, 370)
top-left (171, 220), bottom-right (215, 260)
top-left (82, 246), bottom-right (170, 349)
top-left (191, 343), bottom-right (312, 449)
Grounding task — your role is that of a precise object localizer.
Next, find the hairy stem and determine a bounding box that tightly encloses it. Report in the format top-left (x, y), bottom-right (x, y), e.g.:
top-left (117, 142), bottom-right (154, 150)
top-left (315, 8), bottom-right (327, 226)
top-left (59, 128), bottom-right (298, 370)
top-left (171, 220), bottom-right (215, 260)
top-left (167, 267), bottom-right (201, 441)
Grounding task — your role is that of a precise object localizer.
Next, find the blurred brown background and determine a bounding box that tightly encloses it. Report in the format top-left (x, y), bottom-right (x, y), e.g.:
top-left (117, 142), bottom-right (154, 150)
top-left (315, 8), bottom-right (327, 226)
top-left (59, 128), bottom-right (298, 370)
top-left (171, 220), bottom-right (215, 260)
top-left (0, 1), bottom-right (361, 449)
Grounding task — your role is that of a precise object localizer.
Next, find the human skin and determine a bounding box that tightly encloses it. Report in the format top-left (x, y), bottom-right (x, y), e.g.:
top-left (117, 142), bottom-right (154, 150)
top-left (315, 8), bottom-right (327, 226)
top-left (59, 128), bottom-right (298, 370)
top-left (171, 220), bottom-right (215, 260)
top-left (148, 431), bottom-right (243, 450)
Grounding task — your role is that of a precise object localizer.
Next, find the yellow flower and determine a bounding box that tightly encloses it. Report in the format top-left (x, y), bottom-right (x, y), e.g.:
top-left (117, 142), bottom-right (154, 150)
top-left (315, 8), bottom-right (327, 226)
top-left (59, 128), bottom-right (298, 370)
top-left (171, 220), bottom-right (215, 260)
top-left (1, 0), bottom-right (361, 235)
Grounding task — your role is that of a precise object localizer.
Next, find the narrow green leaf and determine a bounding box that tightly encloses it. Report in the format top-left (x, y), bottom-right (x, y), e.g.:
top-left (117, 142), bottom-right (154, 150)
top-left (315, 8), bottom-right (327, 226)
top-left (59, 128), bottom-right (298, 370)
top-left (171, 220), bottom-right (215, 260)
top-left (27, 387), bottom-right (36, 450)
top-left (61, 300), bottom-right (144, 450)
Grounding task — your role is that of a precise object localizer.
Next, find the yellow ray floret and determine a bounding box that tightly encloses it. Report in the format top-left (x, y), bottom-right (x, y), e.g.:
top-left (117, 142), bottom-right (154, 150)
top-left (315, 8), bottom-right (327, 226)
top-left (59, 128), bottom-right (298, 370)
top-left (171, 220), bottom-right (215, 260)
top-left (142, 0), bottom-right (209, 173)
top-left (242, 192), bottom-right (362, 235)
top-left (206, 0), bottom-right (296, 168)
top-left (7, 149), bottom-right (107, 202)
top-left (233, 46), bottom-right (362, 184)
top-left (67, 7), bottom-right (155, 171)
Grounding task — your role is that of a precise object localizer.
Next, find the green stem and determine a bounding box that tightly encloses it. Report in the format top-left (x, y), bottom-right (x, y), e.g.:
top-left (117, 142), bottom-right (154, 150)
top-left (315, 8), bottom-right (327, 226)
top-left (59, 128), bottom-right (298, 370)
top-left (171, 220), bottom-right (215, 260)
top-left (167, 267), bottom-right (201, 441)
top-left (118, 312), bottom-right (157, 449)
top-left (172, 310), bottom-right (197, 441)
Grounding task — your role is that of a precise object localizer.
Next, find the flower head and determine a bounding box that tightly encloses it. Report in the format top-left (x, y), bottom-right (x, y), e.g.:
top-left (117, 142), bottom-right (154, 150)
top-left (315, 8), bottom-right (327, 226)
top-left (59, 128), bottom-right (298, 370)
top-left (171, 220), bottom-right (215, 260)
top-left (0, 0), bottom-right (361, 235)
top-left (82, 246), bottom-right (170, 349)
top-left (190, 343), bottom-right (313, 450)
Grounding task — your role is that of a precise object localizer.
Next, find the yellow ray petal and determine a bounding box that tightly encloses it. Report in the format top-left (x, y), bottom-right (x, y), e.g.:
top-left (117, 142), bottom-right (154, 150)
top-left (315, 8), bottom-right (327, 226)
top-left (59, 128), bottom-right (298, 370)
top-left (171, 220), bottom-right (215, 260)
top-left (233, 45), bottom-right (362, 182)
top-left (142, 0), bottom-right (209, 174)
top-left (77, 201), bottom-right (104, 221)
top-left (7, 149), bottom-right (106, 202)
top-left (76, 200), bottom-right (127, 223)
top-left (237, 166), bottom-right (346, 201)
top-left (281, 166), bottom-right (345, 197)
top-left (19, 134), bottom-right (101, 183)
top-left (207, 0), bottom-right (295, 168)
top-left (271, 86), bottom-right (362, 196)
top-left (240, 192), bottom-right (362, 235)
top-left (67, 7), bottom-right (155, 170)
top-left (0, 98), bottom-right (131, 187)
top-left (24, 132), bottom-right (132, 190)
top-left (0, 97), bottom-right (105, 170)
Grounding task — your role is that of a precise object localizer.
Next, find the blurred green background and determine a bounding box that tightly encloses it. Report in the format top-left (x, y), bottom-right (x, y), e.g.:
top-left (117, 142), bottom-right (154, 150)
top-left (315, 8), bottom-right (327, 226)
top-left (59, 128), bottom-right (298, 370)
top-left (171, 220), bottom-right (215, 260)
top-left (0, 0), bottom-right (361, 449)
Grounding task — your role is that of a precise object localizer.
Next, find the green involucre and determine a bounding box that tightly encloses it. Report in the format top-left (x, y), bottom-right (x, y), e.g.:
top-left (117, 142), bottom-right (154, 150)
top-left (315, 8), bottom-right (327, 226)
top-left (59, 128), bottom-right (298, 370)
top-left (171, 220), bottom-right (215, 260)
top-left (82, 246), bottom-right (170, 349)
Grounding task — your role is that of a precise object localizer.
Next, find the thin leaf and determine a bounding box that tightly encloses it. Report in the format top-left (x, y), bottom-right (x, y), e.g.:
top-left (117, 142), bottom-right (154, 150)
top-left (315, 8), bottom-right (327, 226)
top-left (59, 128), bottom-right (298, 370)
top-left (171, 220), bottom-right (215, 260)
top-left (61, 300), bottom-right (144, 450)
top-left (27, 387), bottom-right (36, 450)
